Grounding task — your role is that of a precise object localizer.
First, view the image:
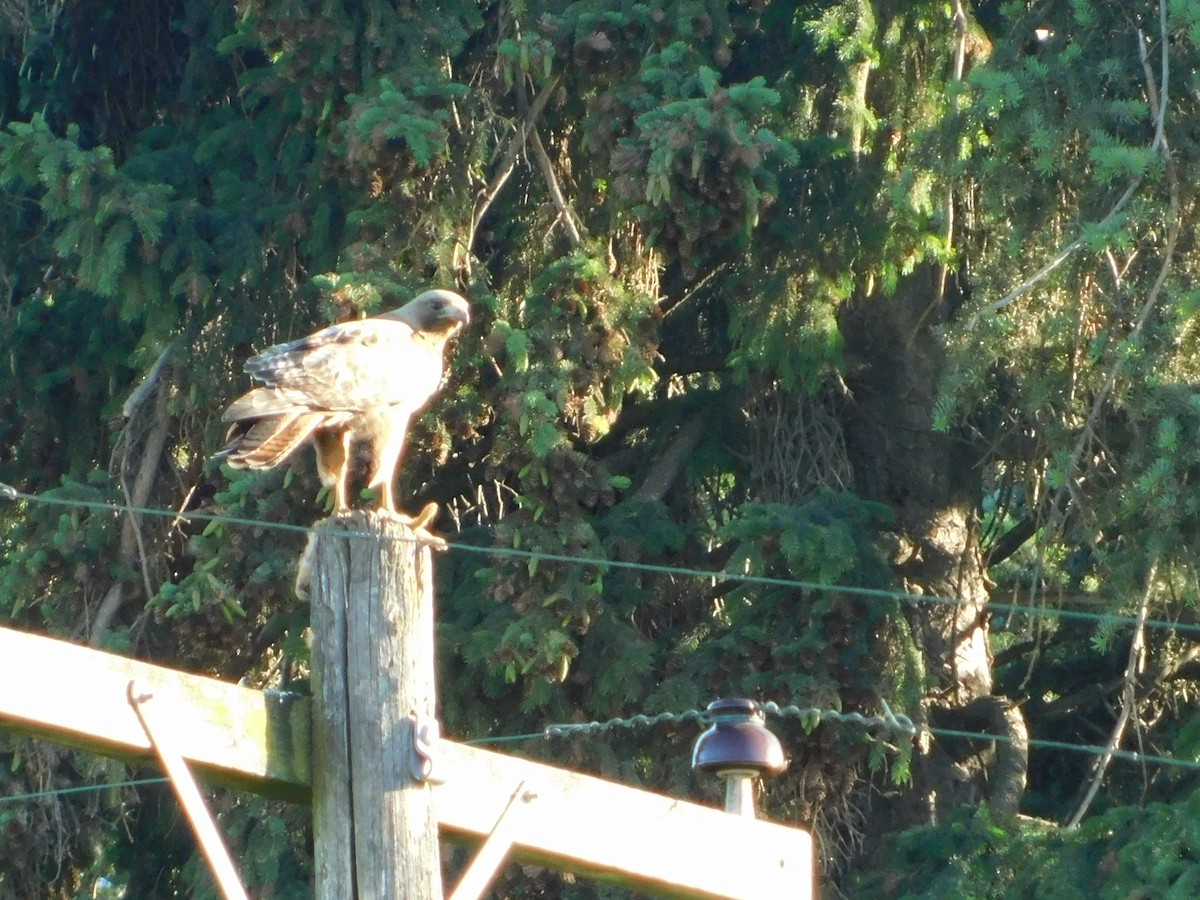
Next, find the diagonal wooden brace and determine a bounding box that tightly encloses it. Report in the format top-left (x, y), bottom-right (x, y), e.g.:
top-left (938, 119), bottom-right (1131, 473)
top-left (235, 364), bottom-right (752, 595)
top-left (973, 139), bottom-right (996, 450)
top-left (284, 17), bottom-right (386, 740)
top-left (447, 780), bottom-right (536, 900)
top-left (127, 680), bottom-right (249, 900)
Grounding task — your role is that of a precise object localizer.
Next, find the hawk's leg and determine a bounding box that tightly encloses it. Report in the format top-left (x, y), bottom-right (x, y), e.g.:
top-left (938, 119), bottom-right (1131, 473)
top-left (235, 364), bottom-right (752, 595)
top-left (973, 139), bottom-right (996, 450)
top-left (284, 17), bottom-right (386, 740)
top-left (313, 428), bottom-right (352, 511)
top-left (367, 421), bottom-right (409, 515)
top-left (378, 479), bottom-right (396, 515)
top-left (334, 430), bottom-right (353, 510)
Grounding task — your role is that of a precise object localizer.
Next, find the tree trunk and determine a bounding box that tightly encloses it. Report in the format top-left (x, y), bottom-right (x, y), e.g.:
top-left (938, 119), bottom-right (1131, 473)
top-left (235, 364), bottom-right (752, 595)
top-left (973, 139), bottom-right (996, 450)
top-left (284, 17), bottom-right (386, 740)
top-left (838, 267), bottom-right (1025, 840)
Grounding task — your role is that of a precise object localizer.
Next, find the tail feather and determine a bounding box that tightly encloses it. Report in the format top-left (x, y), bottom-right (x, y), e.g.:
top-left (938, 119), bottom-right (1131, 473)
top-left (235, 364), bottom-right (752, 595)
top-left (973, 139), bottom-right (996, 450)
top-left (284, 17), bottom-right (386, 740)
top-left (220, 412), bottom-right (325, 470)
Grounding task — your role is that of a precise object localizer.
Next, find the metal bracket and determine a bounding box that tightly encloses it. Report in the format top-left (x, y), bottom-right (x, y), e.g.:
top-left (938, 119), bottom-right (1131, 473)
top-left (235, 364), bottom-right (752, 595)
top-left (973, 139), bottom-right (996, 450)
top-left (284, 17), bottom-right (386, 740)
top-left (409, 713), bottom-right (443, 784)
top-left (127, 680), bottom-right (249, 900)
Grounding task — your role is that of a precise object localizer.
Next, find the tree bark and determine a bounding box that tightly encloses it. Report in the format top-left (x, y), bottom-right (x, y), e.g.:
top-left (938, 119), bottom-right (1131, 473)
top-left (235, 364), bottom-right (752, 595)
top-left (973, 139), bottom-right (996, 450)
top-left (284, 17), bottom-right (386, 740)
top-left (310, 512), bottom-right (442, 900)
top-left (839, 268), bottom-right (993, 703)
top-left (838, 267), bottom-right (1024, 846)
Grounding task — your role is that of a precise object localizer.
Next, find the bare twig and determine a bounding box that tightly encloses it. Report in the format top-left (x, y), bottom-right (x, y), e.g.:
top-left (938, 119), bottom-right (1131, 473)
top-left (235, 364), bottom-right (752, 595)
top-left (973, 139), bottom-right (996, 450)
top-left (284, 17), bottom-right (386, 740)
top-left (528, 127), bottom-right (582, 247)
top-left (967, 8), bottom-right (1171, 330)
top-left (966, 194), bottom-right (1130, 330)
top-left (659, 263), bottom-right (725, 316)
top-left (512, 69), bottom-right (582, 247)
top-left (1066, 557), bottom-right (1157, 827)
top-left (466, 74), bottom-right (562, 259)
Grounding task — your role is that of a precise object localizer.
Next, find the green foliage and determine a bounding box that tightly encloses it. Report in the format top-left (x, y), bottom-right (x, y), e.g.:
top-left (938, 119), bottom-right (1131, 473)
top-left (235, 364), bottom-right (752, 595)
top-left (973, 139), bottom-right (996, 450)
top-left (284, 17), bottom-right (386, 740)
top-left (612, 49), bottom-right (798, 271)
top-left (713, 494), bottom-right (916, 784)
top-left (0, 474), bottom-right (123, 630)
top-left (726, 269), bottom-right (849, 391)
top-left (341, 75), bottom-right (468, 169)
top-left (720, 494), bottom-right (893, 589)
top-left (857, 795), bottom-right (1200, 900)
top-left (183, 794), bottom-right (311, 899)
top-left (0, 115), bottom-right (172, 297)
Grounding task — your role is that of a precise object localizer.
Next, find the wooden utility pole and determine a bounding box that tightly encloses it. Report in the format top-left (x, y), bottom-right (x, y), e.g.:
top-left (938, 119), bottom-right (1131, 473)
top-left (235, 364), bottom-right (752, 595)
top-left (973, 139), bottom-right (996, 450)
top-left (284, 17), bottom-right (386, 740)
top-left (309, 512), bottom-right (441, 900)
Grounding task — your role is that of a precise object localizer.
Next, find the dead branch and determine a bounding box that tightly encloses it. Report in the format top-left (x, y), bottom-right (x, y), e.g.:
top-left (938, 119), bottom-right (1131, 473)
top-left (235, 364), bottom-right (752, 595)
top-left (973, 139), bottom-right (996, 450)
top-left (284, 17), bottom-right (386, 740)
top-left (528, 127), bottom-right (582, 247)
top-left (1065, 557), bottom-right (1157, 827)
top-left (634, 416), bottom-right (706, 503)
top-left (466, 73), bottom-right (562, 260)
top-left (90, 346), bottom-right (174, 645)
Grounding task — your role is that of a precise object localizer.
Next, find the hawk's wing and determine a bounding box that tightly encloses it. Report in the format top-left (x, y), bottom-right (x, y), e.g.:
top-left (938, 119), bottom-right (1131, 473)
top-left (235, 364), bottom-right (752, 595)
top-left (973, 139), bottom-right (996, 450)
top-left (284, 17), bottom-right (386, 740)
top-left (226, 317), bottom-right (434, 421)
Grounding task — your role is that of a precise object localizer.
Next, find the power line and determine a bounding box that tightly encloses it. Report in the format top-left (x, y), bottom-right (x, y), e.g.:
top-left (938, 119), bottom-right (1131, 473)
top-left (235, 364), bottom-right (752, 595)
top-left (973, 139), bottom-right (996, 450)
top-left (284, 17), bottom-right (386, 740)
top-left (928, 726), bottom-right (1200, 772)
top-left (6, 709), bottom-right (1198, 807)
top-left (464, 704), bottom-right (1200, 775)
top-left (1, 493), bottom-right (1195, 824)
top-left (0, 483), bottom-right (315, 539)
top-left (2, 483), bottom-right (1196, 638)
top-left (539, 700), bottom-right (916, 739)
top-left (3, 485), bottom-right (1200, 779)
top-left (0, 776), bottom-right (169, 805)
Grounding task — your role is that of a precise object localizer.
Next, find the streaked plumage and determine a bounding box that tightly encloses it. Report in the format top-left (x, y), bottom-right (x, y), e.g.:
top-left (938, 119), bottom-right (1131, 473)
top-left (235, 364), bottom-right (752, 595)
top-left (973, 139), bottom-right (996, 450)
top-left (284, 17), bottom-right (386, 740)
top-left (219, 289), bottom-right (469, 519)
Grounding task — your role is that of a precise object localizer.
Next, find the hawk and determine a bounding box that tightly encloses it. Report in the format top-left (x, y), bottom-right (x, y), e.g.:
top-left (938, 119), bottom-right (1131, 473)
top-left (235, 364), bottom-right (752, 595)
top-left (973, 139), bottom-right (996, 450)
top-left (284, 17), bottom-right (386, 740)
top-left (218, 289), bottom-right (470, 527)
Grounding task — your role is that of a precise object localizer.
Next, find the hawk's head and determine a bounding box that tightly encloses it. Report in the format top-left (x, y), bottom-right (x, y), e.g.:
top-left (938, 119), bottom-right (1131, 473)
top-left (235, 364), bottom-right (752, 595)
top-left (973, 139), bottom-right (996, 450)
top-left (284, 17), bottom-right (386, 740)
top-left (387, 289), bottom-right (471, 337)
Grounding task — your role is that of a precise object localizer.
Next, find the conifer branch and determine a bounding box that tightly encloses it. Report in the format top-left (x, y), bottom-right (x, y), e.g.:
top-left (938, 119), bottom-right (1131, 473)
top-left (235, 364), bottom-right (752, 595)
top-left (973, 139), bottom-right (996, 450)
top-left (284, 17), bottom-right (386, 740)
top-left (1063, 3), bottom-right (1176, 511)
top-left (914, 0), bottom-right (970, 344)
top-left (1021, 0), bottom-right (1175, 628)
top-left (967, 6), bottom-right (1171, 330)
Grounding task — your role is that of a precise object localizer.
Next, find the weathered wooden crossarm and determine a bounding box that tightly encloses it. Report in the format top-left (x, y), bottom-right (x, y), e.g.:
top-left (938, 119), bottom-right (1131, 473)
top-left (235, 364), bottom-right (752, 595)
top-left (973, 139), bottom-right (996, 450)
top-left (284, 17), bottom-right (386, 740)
top-left (0, 625), bottom-right (310, 801)
top-left (434, 740), bottom-right (812, 899)
top-left (0, 625), bottom-right (812, 898)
